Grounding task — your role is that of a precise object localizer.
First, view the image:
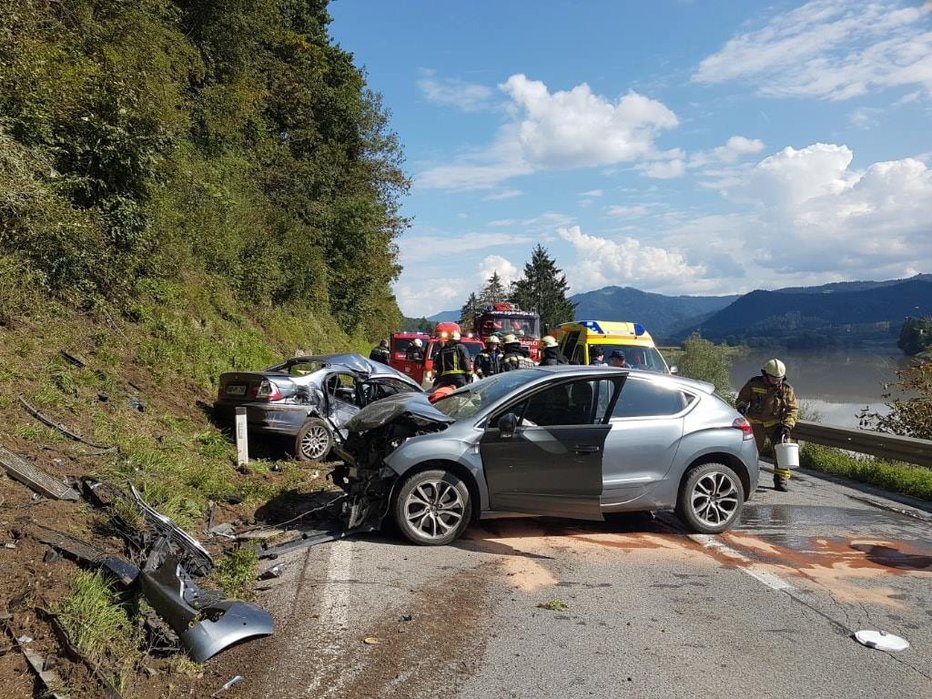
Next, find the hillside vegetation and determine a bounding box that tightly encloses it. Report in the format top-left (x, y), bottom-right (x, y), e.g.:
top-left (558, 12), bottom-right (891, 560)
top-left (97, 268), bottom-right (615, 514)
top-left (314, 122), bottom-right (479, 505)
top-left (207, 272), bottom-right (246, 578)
top-left (0, 2), bottom-right (408, 694)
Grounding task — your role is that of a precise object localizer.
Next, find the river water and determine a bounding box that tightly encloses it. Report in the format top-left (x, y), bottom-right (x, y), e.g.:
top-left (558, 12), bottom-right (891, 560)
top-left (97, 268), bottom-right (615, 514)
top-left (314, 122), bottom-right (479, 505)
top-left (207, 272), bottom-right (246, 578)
top-left (727, 349), bottom-right (910, 429)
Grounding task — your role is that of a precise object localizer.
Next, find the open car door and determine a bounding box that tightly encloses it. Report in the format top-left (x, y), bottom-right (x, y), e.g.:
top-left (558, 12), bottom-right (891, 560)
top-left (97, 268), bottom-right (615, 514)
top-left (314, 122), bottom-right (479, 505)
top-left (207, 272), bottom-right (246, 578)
top-left (479, 378), bottom-right (618, 520)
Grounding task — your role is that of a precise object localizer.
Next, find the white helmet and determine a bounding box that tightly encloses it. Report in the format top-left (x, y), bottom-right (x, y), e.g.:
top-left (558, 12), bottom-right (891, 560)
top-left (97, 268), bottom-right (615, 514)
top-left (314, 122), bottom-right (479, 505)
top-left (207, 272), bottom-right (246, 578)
top-left (487, 335), bottom-right (500, 344)
top-left (412, 338), bottom-right (423, 348)
top-left (762, 358), bottom-right (786, 378)
top-left (540, 335), bottom-right (558, 348)
top-left (451, 331), bottom-right (461, 341)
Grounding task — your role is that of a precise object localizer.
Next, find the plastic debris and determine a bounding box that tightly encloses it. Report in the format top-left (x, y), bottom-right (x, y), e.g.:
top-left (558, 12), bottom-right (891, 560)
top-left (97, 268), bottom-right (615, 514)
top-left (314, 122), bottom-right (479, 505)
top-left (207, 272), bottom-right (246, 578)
top-left (854, 630), bottom-right (910, 652)
top-left (212, 675), bottom-right (244, 696)
top-left (363, 636), bottom-right (381, 645)
top-left (259, 564), bottom-right (284, 580)
top-left (0, 446), bottom-right (80, 501)
top-left (208, 522), bottom-right (236, 539)
top-left (16, 635), bottom-right (33, 644)
top-left (127, 396), bottom-right (145, 412)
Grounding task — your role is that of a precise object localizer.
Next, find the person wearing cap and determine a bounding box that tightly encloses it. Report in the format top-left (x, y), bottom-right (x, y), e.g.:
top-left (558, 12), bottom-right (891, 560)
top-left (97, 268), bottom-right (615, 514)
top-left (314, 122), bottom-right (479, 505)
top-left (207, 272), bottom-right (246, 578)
top-left (369, 339), bottom-right (390, 365)
top-left (608, 350), bottom-right (629, 368)
top-left (538, 335), bottom-right (569, 366)
top-left (500, 333), bottom-right (535, 371)
top-left (433, 331), bottom-right (473, 389)
top-left (589, 346), bottom-right (606, 366)
top-left (474, 335), bottom-right (502, 379)
top-left (736, 358), bottom-right (799, 492)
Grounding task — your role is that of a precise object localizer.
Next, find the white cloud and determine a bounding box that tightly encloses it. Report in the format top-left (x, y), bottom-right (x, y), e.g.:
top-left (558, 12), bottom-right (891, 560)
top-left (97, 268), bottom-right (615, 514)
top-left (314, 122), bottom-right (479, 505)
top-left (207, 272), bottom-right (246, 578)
top-left (417, 69), bottom-right (496, 111)
top-left (478, 255), bottom-right (520, 287)
top-left (606, 205), bottom-right (649, 218)
top-left (579, 189), bottom-right (604, 197)
top-left (399, 231), bottom-right (533, 264)
top-left (692, 0), bottom-right (932, 100)
top-left (418, 74), bottom-right (679, 189)
top-left (558, 225), bottom-right (707, 293)
top-left (395, 277), bottom-right (468, 318)
top-left (484, 188), bottom-right (522, 200)
top-left (849, 106), bottom-right (883, 129)
top-left (638, 159), bottom-right (685, 179)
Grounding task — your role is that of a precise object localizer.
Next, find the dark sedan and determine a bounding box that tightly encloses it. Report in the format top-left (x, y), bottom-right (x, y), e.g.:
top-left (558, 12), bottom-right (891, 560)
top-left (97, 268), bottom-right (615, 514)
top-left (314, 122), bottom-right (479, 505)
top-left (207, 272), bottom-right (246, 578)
top-left (214, 353), bottom-right (423, 461)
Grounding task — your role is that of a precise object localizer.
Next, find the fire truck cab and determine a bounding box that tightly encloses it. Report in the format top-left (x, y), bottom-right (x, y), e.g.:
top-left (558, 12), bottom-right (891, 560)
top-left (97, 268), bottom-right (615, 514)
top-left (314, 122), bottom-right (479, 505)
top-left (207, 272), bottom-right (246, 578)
top-left (473, 303), bottom-right (541, 361)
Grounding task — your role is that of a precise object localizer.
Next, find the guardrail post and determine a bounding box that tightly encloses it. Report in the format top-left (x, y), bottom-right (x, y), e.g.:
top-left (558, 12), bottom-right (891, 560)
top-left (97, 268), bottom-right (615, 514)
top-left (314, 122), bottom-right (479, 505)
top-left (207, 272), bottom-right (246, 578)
top-left (235, 407), bottom-right (249, 469)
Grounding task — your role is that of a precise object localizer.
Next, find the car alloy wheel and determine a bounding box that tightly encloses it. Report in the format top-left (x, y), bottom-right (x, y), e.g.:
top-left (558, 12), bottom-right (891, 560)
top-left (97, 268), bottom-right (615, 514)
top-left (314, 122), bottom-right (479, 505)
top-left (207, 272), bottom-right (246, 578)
top-left (394, 469), bottom-right (472, 545)
top-left (294, 418), bottom-right (332, 462)
top-left (676, 462), bottom-right (744, 534)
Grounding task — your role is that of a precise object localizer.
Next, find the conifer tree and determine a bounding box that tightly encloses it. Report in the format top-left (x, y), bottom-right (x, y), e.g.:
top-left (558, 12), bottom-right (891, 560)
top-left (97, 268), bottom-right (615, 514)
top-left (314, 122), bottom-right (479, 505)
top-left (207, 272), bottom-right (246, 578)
top-left (479, 271), bottom-right (507, 306)
top-left (459, 292), bottom-right (483, 329)
top-left (509, 244), bottom-right (576, 333)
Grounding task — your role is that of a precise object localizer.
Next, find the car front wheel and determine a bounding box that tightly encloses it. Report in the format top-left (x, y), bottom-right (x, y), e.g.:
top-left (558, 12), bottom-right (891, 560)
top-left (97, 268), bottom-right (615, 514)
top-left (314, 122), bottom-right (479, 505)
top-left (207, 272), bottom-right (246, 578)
top-left (676, 462), bottom-right (744, 534)
top-left (393, 469), bottom-right (472, 546)
top-left (294, 418), bottom-right (332, 462)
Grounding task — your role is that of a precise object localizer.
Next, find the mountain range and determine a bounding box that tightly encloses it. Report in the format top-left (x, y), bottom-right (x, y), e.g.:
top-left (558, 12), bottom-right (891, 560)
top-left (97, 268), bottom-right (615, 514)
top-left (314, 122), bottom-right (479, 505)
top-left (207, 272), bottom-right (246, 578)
top-left (405, 274), bottom-right (932, 348)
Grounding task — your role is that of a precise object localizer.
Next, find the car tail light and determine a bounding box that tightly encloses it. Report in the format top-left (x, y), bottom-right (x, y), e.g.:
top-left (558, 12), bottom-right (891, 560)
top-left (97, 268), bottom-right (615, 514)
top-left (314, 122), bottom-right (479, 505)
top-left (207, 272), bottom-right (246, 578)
top-left (251, 379), bottom-right (282, 401)
top-left (732, 416), bottom-right (753, 440)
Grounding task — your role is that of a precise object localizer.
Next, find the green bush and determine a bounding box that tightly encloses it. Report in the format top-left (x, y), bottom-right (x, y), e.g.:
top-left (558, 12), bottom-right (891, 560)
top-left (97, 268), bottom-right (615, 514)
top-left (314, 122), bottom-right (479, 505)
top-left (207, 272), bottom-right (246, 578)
top-left (674, 333), bottom-right (740, 398)
top-left (801, 443), bottom-right (932, 501)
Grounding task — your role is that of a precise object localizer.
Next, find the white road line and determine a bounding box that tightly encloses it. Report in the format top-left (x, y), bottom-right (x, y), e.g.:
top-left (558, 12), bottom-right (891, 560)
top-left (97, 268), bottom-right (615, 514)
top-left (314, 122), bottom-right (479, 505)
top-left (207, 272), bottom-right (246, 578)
top-left (689, 533), bottom-right (795, 592)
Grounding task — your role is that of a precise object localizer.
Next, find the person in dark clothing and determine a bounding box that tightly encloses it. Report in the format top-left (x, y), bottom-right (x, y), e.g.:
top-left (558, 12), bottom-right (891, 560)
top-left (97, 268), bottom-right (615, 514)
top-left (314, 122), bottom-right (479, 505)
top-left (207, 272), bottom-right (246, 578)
top-left (474, 335), bottom-right (502, 379)
top-left (500, 334), bottom-right (535, 371)
top-left (369, 339), bottom-right (390, 365)
top-left (405, 337), bottom-right (424, 361)
top-left (589, 346), bottom-right (605, 366)
top-left (433, 332), bottom-right (473, 389)
top-left (538, 335), bottom-right (568, 366)
top-left (608, 350), bottom-right (629, 368)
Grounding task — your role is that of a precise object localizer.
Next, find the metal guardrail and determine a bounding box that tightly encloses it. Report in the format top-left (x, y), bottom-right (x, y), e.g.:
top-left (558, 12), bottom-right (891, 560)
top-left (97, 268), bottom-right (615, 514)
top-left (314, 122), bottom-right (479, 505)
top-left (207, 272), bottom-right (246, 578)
top-left (793, 420), bottom-right (932, 469)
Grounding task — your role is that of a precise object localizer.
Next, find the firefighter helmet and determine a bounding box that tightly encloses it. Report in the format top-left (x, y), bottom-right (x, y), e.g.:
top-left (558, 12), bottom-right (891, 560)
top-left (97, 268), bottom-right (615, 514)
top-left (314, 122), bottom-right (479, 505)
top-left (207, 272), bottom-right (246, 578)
top-left (412, 338), bottom-right (423, 348)
top-left (451, 331), bottom-right (461, 341)
top-left (502, 334), bottom-right (517, 344)
top-left (762, 358), bottom-right (786, 378)
top-left (486, 335), bottom-right (500, 344)
top-left (540, 335), bottom-right (558, 348)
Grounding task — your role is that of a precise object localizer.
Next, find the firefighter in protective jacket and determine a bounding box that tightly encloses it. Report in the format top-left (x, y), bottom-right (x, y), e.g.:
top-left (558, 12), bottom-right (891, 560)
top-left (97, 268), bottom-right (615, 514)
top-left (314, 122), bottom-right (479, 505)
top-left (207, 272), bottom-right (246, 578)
top-left (474, 336), bottom-right (502, 379)
top-left (736, 358), bottom-right (798, 492)
top-left (500, 334), bottom-right (535, 371)
top-left (433, 332), bottom-right (473, 389)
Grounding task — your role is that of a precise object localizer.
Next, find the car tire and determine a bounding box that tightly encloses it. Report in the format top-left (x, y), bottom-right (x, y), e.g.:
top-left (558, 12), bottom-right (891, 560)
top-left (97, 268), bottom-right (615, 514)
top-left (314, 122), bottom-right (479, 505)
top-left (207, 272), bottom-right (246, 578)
top-left (393, 469), bottom-right (472, 546)
top-left (293, 418), bottom-right (332, 462)
top-left (676, 462), bottom-right (745, 534)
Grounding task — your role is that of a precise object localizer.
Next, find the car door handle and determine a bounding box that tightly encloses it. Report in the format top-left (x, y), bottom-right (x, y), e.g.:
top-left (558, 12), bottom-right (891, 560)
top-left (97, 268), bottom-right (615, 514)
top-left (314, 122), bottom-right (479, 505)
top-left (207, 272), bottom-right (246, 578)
top-left (574, 445), bottom-right (600, 454)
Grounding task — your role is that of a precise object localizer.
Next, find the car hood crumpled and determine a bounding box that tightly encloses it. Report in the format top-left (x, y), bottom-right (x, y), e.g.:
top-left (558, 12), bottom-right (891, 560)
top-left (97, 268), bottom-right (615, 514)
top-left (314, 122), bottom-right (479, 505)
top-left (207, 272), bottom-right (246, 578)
top-left (344, 392), bottom-right (456, 433)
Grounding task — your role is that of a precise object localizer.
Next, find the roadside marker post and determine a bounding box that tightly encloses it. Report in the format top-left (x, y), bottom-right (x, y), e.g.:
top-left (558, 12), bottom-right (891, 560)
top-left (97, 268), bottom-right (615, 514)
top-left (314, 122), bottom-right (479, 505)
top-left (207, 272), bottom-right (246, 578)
top-left (235, 407), bottom-right (249, 468)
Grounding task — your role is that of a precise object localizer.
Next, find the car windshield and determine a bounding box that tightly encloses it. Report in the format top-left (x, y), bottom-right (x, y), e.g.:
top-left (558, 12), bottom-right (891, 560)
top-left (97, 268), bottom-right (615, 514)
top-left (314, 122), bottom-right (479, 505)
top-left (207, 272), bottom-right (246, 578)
top-left (600, 344), bottom-right (669, 373)
top-left (432, 369), bottom-right (545, 420)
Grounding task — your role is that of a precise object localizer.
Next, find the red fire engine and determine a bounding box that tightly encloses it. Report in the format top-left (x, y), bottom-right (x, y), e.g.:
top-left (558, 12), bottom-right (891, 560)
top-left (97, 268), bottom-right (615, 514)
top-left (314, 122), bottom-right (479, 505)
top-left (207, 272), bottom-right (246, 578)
top-left (389, 323), bottom-right (483, 387)
top-left (472, 303), bottom-right (541, 361)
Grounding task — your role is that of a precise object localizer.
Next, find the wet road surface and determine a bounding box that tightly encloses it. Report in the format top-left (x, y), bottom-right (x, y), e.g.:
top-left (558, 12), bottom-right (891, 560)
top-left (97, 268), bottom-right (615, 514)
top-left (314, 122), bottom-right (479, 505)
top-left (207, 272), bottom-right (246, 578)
top-left (203, 467), bottom-right (932, 698)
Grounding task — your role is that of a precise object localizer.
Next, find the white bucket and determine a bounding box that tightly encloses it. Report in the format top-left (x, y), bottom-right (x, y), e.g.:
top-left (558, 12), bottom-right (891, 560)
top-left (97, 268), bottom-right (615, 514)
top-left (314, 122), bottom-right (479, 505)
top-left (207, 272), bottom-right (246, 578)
top-left (774, 440), bottom-right (799, 470)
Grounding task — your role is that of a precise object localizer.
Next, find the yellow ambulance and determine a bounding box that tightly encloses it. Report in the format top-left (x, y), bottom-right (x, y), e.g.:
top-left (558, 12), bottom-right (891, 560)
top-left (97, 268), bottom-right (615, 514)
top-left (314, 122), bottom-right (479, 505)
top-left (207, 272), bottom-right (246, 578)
top-left (553, 320), bottom-right (674, 373)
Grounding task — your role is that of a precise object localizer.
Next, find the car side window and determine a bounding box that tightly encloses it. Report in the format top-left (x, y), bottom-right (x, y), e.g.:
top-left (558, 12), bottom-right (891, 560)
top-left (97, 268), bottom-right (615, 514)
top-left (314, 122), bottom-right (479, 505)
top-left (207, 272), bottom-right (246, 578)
top-left (327, 373), bottom-right (357, 404)
top-left (612, 378), bottom-right (688, 418)
top-left (512, 379), bottom-right (613, 427)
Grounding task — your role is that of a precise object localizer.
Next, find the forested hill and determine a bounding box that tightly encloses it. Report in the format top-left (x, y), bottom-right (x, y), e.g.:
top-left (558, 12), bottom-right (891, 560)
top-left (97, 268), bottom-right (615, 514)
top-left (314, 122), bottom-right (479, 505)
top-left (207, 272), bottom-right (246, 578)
top-left (1, 0), bottom-right (407, 343)
top-left (678, 276), bottom-right (932, 347)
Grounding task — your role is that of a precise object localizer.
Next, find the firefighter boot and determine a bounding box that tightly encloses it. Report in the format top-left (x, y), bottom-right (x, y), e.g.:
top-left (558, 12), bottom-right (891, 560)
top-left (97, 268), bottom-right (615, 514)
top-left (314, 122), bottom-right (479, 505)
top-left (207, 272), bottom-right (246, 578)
top-left (774, 467), bottom-right (791, 492)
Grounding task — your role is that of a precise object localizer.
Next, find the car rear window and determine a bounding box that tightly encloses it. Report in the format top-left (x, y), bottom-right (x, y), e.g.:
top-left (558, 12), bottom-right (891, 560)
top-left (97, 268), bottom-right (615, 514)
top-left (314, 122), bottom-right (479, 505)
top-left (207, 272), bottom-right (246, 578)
top-left (612, 377), bottom-right (689, 418)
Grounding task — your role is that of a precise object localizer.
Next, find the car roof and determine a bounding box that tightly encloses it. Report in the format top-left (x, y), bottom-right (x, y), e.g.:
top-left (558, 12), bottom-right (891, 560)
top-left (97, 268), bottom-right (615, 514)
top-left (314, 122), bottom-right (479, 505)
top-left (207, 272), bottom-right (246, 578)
top-left (536, 364), bottom-right (714, 393)
top-left (267, 353), bottom-right (421, 387)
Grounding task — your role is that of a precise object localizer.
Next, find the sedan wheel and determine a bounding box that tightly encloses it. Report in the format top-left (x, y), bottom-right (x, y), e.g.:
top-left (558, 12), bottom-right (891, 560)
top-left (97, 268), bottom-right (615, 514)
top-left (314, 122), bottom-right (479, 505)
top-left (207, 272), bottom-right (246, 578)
top-left (294, 418), bottom-right (332, 462)
top-left (394, 469), bottom-right (472, 546)
top-left (676, 462), bottom-right (744, 534)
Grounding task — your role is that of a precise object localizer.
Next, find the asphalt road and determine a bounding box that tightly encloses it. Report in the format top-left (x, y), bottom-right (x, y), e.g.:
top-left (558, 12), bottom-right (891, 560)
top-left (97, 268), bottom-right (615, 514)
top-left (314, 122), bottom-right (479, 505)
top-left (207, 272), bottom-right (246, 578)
top-left (213, 466), bottom-right (932, 699)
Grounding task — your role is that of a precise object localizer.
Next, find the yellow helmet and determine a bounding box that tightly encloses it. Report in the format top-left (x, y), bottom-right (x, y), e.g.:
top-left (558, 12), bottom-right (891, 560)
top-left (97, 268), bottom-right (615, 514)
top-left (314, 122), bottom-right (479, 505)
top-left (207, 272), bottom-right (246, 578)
top-left (502, 334), bottom-right (517, 344)
top-left (762, 358), bottom-right (786, 378)
top-left (540, 335), bottom-right (558, 348)
top-left (451, 331), bottom-right (461, 341)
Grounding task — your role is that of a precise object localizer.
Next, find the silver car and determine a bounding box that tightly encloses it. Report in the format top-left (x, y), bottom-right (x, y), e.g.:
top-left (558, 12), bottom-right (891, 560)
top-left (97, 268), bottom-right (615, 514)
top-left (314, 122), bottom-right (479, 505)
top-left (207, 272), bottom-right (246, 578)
top-left (334, 366), bottom-right (759, 545)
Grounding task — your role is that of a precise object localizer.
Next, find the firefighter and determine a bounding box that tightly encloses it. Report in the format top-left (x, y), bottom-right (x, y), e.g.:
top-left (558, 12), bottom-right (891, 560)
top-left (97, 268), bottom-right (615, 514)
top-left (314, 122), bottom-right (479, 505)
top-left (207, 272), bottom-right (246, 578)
top-left (736, 358), bottom-right (799, 492)
top-left (405, 338), bottom-right (424, 361)
top-left (433, 331), bottom-right (473, 389)
top-left (474, 336), bottom-right (502, 379)
top-left (369, 339), bottom-right (390, 365)
top-left (538, 335), bottom-right (568, 366)
top-left (501, 334), bottom-right (535, 371)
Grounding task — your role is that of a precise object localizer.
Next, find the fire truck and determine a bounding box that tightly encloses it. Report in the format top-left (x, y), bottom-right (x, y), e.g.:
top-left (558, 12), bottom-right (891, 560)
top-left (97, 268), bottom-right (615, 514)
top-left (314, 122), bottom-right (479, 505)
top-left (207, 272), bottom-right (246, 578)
top-left (388, 323), bottom-right (484, 387)
top-left (472, 303), bottom-right (541, 361)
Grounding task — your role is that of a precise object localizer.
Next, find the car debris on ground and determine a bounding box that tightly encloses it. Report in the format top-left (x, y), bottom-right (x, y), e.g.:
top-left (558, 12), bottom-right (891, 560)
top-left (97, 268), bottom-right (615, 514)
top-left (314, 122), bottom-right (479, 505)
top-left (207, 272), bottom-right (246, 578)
top-left (0, 446), bottom-right (80, 501)
top-left (17, 395), bottom-right (116, 453)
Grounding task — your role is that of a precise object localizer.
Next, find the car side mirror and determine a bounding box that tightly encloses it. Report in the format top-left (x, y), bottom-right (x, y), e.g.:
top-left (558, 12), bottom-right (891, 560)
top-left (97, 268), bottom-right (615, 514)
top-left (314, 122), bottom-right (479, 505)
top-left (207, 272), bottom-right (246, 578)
top-left (669, 365), bottom-right (678, 374)
top-left (498, 412), bottom-right (519, 438)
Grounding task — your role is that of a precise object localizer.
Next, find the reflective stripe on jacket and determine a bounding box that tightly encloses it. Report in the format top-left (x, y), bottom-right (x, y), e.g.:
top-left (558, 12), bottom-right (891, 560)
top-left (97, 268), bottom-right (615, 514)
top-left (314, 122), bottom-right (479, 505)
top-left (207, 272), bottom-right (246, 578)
top-left (736, 375), bottom-right (798, 428)
top-left (436, 342), bottom-right (471, 377)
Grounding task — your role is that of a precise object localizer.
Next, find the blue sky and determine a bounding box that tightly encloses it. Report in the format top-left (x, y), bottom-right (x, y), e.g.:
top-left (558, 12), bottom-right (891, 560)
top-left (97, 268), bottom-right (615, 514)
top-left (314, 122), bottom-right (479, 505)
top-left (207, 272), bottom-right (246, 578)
top-left (328, 0), bottom-right (932, 317)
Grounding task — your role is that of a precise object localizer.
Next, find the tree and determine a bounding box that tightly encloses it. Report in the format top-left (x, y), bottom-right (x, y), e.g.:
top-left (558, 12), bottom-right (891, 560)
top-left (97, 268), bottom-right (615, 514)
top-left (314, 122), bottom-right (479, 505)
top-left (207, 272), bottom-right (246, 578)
top-left (898, 316), bottom-right (932, 356)
top-left (479, 272), bottom-right (507, 306)
top-left (509, 245), bottom-right (576, 333)
top-left (675, 333), bottom-right (735, 398)
top-left (859, 359), bottom-right (932, 440)
top-left (459, 292), bottom-right (483, 329)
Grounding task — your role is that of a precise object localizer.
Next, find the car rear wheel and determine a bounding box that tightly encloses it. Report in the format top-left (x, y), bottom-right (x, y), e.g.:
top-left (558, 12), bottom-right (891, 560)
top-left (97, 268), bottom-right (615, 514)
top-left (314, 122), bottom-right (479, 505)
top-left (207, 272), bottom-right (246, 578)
top-left (294, 418), bottom-right (332, 462)
top-left (393, 469), bottom-right (472, 546)
top-left (676, 462), bottom-right (744, 534)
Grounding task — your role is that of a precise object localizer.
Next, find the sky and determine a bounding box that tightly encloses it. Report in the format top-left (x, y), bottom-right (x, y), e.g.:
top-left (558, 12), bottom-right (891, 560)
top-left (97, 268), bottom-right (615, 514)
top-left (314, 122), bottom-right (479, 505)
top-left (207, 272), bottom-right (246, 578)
top-left (327, 0), bottom-right (932, 318)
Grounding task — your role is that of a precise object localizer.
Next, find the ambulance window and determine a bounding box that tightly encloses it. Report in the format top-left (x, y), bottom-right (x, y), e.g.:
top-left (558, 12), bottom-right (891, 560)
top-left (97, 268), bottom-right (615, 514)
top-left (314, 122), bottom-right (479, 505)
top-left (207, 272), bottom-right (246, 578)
top-left (562, 331), bottom-right (580, 362)
top-left (572, 345), bottom-right (585, 365)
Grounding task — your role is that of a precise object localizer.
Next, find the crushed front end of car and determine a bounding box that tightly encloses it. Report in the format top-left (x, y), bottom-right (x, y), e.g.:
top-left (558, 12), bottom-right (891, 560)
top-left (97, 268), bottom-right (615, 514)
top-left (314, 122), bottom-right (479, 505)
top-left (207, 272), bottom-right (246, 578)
top-left (330, 393), bottom-right (455, 531)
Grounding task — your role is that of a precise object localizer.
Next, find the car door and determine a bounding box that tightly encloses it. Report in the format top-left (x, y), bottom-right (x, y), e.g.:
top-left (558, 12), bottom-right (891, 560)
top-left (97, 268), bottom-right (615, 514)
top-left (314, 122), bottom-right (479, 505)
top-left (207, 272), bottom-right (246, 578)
top-left (601, 375), bottom-right (690, 507)
top-left (479, 378), bottom-right (616, 520)
top-left (324, 372), bottom-right (361, 427)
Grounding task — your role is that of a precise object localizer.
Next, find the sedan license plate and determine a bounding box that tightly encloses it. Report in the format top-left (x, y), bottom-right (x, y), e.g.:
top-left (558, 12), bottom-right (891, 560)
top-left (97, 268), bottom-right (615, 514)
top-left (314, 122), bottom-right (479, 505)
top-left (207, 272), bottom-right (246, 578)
top-left (226, 384), bottom-right (247, 397)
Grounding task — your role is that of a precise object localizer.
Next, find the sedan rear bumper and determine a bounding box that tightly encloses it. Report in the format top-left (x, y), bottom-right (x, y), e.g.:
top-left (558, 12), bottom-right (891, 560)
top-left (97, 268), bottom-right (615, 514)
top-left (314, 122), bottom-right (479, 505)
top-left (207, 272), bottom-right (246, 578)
top-left (213, 402), bottom-right (310, 436)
